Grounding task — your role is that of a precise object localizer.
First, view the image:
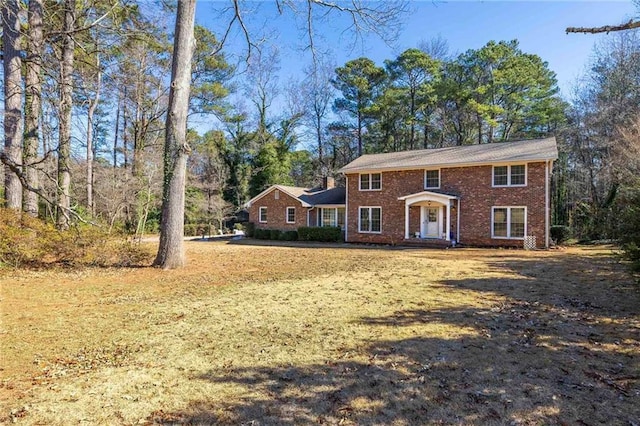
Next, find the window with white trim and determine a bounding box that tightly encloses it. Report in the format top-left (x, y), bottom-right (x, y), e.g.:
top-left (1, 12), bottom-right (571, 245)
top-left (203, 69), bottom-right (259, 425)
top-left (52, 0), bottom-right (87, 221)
top-left (359, 207), bottom-right (381, 233)
top-left (318, 207), bottom-right (346, 230)
top-left (492, 207), bottom-right (526, 239)
top-left (321, 208), bottom-right (335, 227)
top-left (259, 207), bottom-right (267, 223)
top-left (493, 164), bottom-right (527, 187)
top-left (360, 173), bottom-right (381, 190)
top-left (286, 207), bottom-right (295, 223)
top-left (424, 169), bottom-right (440, 189)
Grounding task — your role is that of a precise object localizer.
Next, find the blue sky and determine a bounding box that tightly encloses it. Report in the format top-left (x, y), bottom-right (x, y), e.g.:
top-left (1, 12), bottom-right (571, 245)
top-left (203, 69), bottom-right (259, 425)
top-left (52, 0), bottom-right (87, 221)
top-left (196, 1), bottom-right (638, 98)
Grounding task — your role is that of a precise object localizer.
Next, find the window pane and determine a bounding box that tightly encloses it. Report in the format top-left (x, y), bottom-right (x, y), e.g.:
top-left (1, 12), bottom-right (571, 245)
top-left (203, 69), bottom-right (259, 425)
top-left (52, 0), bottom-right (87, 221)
top-left (322, 208), bottom-right (336, 227)
top-left (359, 208), bottom-right (370, 232)
top-left (371, 208), bottom-right (381, 232)
top-left (337, 208), bottom-right (345, 229)
top-left (260, 208), bottom-right (267, 222)
top-left (287, 208), bottom-right (295, 223)
top-left (493, 166), bottom-right (508, 186)
top-left (360, 174), bottom-right (370, 190)
top-left (510, 207), bottom-right (525, 223)
top-left (510, 208), bottom-right (525, 237)
top-left (493, 208), bottom-right (507, 237)
top-left (425, 170), bottom-right (439, 188)
top-left (371, 173), bottom-right (381, 190)
top-left (510, 165), bottom-right (525, 185)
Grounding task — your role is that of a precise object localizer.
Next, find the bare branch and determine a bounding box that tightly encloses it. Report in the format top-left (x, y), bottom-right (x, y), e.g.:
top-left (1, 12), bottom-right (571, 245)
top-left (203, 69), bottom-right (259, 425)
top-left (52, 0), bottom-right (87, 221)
top-left (309, 0), bottom-right (408, 41)
top-left (305, 0), bottom-right (318, 65)
top-left (566, 19), bottom-right (640, 34)
top-left (214, 0), bottom-right (406, 66)
top-left (212, 11), bottom-right (238, 55)
top-left (48, 1), bottom-right (120, 37)
top-left (0, 151), bottom-right (100, 226)
top-left (297, 0), bottom-right (408, 62)
top-left (233, 0), bottom-right (261, 62)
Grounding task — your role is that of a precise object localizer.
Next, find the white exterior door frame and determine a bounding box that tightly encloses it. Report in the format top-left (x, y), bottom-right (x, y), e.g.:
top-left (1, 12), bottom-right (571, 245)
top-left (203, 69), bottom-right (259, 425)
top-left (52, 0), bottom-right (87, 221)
top-left (421, 206), bottom-right (441, 238)
top-left (400, 191), bottom-right (457, 241)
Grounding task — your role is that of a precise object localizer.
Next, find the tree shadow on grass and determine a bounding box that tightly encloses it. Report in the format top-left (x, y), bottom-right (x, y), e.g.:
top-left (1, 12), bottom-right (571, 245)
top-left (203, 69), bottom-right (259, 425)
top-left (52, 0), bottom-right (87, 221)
top-left (149, 251), bottom-right (640, 425)
top-left (463, 249), bottom-right (639, 318)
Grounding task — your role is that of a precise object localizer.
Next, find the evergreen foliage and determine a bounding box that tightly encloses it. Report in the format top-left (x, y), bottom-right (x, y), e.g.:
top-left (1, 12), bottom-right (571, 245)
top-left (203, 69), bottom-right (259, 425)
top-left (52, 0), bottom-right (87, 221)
top-left (550, 225), bottom-right (572, 244)
top-left (280, 230), bottom-right (299, 241)
top-left (298, 226), bottom-right (342, 242)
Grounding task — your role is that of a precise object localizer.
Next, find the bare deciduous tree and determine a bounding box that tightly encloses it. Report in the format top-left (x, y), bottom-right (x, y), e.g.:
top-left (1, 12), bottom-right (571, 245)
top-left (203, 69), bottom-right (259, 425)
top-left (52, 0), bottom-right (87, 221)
top-left (299, 60), bottom-right (335, 167)
top-left (244, 46), bottom-right (281, 135)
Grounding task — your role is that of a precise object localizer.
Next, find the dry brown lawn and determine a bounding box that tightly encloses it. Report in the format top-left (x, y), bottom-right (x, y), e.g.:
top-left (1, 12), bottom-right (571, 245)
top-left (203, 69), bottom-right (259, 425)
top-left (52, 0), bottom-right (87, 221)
top-left (1, 241), bottom-right (639, 425)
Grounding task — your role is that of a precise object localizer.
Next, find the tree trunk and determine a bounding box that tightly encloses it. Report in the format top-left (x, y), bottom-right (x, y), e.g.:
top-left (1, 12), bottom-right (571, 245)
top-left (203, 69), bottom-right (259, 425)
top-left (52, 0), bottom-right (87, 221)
top-left (122, 89), bottom-right (129, 169)
top-left (409, 92), bottom-right (415, 150)
top-left (113, 90), bottom-right (121, 169)
top-left (357, 109), bottom-right (363, 157)
top-left (24, 0), bottom-right (44, 217)
top-left (2, 0), bottom-right (23, 210)
top-left (153, 0), bottom-right (196, 269)
top-left (57, 0), bottom-right (76, 230)
top-left (488, 121), bottom-right (495, 144)
top-left (132, 54), bottom-right (146, 178)
top-left (42, 108), bottom-right (50, 154)
top-left (87, 55), bottom-right (101, 215)
top-left (316, 114), bottom-right (323, 164)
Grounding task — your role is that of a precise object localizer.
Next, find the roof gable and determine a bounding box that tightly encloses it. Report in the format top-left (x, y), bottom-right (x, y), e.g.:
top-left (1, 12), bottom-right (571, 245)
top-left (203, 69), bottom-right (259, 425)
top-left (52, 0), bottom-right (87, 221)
top-left (245, 185), bottom-right (312, 208)
top-left (339, 137), bottom-right (558, 174)
top-left (245, 185), bottom-right (346, 208)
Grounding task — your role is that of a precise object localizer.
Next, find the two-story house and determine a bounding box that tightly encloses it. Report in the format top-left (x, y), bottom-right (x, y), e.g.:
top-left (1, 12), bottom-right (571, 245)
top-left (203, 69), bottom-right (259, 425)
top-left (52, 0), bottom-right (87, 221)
top-left (246, 137), bottom-right (558, 249)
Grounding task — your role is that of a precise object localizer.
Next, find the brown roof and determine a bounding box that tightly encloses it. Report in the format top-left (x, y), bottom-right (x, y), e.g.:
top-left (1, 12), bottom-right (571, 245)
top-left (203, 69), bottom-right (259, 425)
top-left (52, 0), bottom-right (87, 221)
top-left (339, 137), bottom-right (558, 174)
top-left (275, 185), bottom-right (309, 199)
top-left (245, 185), bottom-right (345, 208)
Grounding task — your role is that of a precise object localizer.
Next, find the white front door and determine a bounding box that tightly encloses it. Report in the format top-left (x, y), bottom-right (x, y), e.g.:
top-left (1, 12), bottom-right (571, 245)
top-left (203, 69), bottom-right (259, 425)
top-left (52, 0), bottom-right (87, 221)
top-left (422, 207), bottom-right (440, 238)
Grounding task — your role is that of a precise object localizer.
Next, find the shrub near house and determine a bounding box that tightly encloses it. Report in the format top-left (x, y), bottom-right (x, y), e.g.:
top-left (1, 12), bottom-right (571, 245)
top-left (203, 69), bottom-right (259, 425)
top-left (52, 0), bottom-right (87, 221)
top-left (248, 138), bottom-right (558, 248)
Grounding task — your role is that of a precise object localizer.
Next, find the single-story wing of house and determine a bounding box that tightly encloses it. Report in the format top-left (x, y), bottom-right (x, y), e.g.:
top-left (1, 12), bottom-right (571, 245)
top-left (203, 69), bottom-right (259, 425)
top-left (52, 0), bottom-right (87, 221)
top-left (245, 177), bottom-right (346, 231)
top-left (246, 137), bottom-right (558, 248)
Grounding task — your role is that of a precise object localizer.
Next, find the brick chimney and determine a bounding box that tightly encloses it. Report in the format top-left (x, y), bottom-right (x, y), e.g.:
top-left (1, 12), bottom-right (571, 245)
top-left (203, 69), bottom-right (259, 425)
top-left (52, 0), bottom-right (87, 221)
top-left (322, 176), bottom-right (335, 190)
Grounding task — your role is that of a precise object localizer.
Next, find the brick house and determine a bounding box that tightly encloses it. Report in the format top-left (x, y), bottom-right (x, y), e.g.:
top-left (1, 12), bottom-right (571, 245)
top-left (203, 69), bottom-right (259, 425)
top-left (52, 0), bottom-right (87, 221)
top-left (246, 177), bottom-right (346, 231)
top-left (247, 137), bottom-right (557, 248)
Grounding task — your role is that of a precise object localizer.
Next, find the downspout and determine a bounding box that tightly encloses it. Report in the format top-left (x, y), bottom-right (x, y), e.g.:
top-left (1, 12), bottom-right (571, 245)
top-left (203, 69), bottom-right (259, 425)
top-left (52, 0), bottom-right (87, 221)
top-left (344, 175), bottom-right (349, 242)
top-left (545, 160), bottom-right (552, 248)
top-left (307, 207), bottom-right (315, 227)
top-left (457, 198), bottom-right (461, 245)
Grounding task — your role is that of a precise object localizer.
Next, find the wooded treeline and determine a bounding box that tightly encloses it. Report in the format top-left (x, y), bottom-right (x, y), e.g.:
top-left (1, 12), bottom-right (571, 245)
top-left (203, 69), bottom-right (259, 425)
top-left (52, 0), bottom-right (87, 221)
top-left (1, 2), bottom-right (638, 260)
